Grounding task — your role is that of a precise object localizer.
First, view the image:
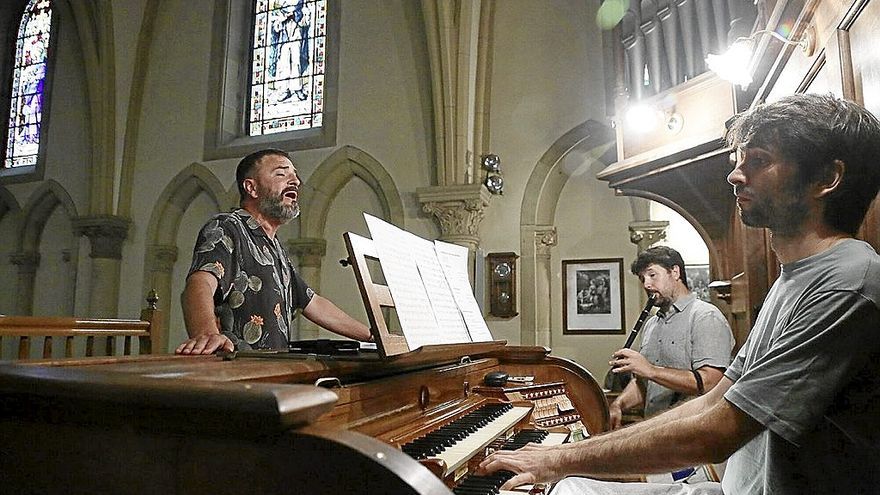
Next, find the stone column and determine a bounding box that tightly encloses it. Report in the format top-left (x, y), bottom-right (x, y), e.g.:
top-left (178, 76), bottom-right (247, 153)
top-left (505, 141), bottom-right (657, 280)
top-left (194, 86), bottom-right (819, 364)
top-left (416, 184), bottom-right (492, 277)
top-left (628, 220), bottom-right (669, 253)
top-left (286, 237), bottom-right (327, 339)
top-left (145, 244), bottom-right (178, 353)
top-left (73, 215), bottom-right (130, 318)
top-left (534, 227), bottom-right (557, 348)
top-left (10, 252), bottom-right (40, 315)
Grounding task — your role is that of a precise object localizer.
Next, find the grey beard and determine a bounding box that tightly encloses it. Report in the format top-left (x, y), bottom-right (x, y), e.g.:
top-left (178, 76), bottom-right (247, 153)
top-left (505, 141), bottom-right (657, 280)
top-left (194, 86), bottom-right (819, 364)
top-left (258, 194), bottom-right (300, 223)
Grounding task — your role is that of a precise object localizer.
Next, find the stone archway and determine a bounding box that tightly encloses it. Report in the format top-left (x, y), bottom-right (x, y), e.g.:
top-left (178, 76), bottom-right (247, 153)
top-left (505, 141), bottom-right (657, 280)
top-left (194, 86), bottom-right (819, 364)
top-left (15, 180), bottom-right (79, 315)
top-left (300, 145), bottom-right (405, 238)
top-left (292, 145), bottom-right (404, 337)
top-left (518, 120), bottom-right (615, 347)
top-left (142, 162), bottom-right (231, 351)
top-left (0, 186), bottom-right (21, 223)
top-left (0, 187), bottom-right (23, 315)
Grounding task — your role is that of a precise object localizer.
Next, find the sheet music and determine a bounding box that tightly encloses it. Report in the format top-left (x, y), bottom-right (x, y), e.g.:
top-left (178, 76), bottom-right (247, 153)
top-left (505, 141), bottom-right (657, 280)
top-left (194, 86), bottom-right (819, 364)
top-left (409, 237), bottom-right (471, 343)
top-left (364, 214), bottom-right (451, 348)
top-left (434, 240), bottom-right (494, 342)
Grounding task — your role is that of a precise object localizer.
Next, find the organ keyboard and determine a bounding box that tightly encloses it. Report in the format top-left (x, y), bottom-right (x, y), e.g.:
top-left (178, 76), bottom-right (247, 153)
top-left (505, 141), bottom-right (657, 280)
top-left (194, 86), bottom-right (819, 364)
top-left (401, 403), bottom-right (532, 477)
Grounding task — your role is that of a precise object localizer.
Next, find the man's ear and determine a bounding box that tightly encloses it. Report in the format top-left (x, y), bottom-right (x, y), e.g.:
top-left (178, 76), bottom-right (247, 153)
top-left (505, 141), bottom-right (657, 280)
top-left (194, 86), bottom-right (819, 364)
top-left (242, 177), bottom-right (258, 199)
top-left (671, 264), bottom-right (681, 281)
top-left (815, 159), bottom-right (845, 199)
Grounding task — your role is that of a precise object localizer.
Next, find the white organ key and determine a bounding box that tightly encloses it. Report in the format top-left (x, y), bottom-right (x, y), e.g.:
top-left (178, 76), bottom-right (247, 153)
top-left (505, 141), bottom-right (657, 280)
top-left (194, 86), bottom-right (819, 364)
top-left (434, 405), bottom-right (532, 476)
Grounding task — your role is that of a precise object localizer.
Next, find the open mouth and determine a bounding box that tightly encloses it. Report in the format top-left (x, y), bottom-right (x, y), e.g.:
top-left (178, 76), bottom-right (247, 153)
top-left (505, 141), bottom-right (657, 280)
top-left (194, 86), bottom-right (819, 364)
top-left (282, 188), bottom-right (298, 202)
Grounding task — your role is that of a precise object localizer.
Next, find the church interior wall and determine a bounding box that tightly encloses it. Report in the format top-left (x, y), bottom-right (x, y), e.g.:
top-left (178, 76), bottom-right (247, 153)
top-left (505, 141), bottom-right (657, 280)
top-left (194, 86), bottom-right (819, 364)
top-left (311, 0), bottom-right (437, 237)
top-left (0, 1), bottom-right (709, 382)
top-left (167, 190), bottom-right (222, 352)
top-left (480, 1), bottom-right (640, 375)
top-left (484, 1), bottom-right (604, 345)
top-left (550, 150), bottom-right (640, 375)
top-left (316, 175), bottom-right (387, 339)
top-left (40, 1), bottom-right (90, 209)
top-left (31, 206), bottom-right (75, 316)
top-left (0, 212), bottom-right (18, 316)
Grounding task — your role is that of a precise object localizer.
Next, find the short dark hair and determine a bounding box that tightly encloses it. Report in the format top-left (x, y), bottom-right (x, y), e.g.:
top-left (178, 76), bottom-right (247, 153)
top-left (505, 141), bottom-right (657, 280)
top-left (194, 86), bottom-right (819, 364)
top-left (235, 148), bottom-right (291, 202)
top-left (630, 246), bottom-right (689, 289)
top-left (726, 94), bottom-right (880, 236)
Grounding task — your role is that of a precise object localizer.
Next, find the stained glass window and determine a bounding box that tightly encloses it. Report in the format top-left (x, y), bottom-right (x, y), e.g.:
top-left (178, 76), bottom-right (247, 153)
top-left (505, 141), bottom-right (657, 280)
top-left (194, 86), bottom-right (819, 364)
top-left (4, 0), bottom-right (53, 169)
top-left (249, 0), bottom-right (326, 136)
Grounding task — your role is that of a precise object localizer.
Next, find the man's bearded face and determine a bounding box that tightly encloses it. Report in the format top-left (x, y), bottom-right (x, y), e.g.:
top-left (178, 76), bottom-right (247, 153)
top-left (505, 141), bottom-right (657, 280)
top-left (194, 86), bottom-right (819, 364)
top-left (257, 183), bottom-right (299, 223)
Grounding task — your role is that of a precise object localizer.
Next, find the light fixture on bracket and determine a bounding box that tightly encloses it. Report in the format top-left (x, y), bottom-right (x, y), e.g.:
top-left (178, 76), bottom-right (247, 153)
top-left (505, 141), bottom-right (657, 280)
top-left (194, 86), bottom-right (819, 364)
top-left (485, 175), bottom-right (504, 194)
top-left (482, 154), bottom-right (504, 194)
top-left (707, 28), bottom-right (815, 88)
top-left (482, 153), bottom-right (501, 173)
top-left (624, 102), bottom-right (683, 135)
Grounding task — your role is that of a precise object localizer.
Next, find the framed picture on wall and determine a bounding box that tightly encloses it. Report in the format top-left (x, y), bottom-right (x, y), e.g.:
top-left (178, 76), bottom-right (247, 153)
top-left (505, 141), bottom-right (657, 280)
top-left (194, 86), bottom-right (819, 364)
top-left (563, 258), bottom-right (625, 335)
top-left (687, 264), bottom-right (711, 302)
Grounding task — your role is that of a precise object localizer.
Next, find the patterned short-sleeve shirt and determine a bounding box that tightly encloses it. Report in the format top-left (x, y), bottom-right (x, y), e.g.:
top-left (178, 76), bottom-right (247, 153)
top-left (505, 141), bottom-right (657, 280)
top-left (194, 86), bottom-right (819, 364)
top-left (188, 209), bottom-right (314, 350)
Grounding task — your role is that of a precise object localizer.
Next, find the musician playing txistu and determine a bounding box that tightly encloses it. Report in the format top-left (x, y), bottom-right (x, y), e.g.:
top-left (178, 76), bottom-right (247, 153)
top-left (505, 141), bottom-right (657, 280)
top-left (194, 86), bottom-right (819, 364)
top-left (608, 246), bottom-right (734, 430)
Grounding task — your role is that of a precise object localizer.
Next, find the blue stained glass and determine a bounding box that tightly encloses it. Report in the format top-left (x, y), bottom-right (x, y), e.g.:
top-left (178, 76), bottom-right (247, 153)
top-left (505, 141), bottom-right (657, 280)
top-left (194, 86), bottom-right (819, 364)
top-left (4, 0), bottom-right (53, 169)
top-left (20, 63), bottom-right (46, 94)
top-left (249, 0), bottom-right (324, 136)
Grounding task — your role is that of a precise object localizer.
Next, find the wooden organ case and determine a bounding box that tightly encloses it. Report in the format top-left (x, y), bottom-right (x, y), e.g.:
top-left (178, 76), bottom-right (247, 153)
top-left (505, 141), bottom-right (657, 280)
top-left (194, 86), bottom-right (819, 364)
top-left (599, 0), bottom-right (880, 349)
top-left (0, 232), bottom-right (610, 495)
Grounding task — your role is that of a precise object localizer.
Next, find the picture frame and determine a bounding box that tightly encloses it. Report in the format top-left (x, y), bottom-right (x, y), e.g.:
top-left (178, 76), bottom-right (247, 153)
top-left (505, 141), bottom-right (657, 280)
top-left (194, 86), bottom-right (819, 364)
top-left (562, 258), bottom-right (625, 335)
top-left (686, 264), bottom-right (711, 302)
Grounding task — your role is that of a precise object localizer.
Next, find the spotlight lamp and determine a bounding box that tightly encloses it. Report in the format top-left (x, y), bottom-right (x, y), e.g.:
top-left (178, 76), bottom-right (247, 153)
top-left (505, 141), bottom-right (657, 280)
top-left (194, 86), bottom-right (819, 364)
top-left (481, 153), bottom-right (504, 194)
top-left (482, 153), bottom-right (501, 172)
top-left (485, 174), bottom-right (504, 195)
top-left (623, 103), bottom-right (683, 135)
top-left (707, 28), bottom-right (814, 88)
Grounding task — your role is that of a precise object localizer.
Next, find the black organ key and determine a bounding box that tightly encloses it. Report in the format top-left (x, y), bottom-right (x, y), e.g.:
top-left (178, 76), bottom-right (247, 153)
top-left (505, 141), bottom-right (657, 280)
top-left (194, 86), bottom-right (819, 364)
top-left (501, 428), bottom-right (548, 450)
top-left (453, 470), bottom-right (514, 495)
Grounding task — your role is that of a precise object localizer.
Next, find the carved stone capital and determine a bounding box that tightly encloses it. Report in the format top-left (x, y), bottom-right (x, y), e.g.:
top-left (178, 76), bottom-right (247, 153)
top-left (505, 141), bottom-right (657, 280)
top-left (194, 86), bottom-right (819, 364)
top-left (628, 220), bottom-right (670, 252)
top-left (534, 226), bottom-right (557, 258)
top-left (73, 215), bottom-right (131, 259)
top-left (286, 238), bottom-right (327, 268)
top-left (417, 184), bottom-right (491, 249)
top-left (147, 244), bottom-right (179, 273)
top-left (10, 251), bottom-right (40, 273)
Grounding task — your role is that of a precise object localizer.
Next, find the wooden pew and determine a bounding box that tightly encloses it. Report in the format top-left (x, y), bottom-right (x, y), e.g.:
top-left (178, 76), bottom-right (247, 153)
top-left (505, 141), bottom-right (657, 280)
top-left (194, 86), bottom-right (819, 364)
top-left (0, 291), bottom-right (162, 360)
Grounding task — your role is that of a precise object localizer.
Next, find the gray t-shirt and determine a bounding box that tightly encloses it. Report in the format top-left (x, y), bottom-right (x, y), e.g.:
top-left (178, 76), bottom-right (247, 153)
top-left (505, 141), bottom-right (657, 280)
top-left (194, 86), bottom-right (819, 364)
top-left (639, 293), bottom-right (734, 416)
top-left (723, 239), bottom-right (880, 494)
